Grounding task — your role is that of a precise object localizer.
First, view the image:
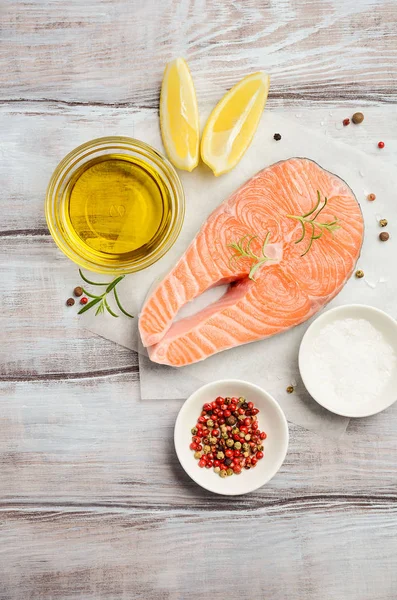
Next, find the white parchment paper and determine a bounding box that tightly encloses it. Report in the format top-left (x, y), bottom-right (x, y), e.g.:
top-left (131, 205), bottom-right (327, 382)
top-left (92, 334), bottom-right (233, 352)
top-left (83, 111), bottom-right (397, 438)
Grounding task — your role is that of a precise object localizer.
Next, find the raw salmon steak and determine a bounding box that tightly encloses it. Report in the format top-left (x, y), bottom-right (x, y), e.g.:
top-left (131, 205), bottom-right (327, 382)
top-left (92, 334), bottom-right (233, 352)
top-left (139, 158), bottom-right (363, 366)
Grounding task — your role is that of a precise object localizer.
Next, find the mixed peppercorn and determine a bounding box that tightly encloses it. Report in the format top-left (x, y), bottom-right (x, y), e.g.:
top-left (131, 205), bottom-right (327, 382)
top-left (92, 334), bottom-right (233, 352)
top-left (190, 396), bottom-right (266, 477)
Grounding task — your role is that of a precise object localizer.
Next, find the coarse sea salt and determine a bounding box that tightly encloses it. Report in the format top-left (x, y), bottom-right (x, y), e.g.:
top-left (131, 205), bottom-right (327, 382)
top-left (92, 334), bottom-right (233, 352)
top-left (309, 318), bottom-right (396, 405)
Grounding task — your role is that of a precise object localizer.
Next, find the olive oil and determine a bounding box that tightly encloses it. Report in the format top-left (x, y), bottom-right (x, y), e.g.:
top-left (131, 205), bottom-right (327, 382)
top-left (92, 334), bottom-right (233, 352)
top-left (65, 155), bottom-right (171, 263)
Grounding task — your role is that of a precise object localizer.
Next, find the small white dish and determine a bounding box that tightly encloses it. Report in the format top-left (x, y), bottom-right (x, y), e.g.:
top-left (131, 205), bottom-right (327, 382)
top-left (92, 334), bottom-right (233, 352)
top-left (299, 304), bottom-right (397, 418)
top-left (174, 379), bottom-right (289, 496)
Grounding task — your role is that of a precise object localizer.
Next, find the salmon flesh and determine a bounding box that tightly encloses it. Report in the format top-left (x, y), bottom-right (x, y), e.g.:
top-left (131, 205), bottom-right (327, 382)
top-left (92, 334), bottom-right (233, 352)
top-left (139, 158), bottom-right (364, 366)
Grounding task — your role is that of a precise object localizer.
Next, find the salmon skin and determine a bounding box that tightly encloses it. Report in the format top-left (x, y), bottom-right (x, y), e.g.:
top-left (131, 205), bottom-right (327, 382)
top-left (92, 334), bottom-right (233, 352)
top-left (139, 158), bottom-right (364, 367)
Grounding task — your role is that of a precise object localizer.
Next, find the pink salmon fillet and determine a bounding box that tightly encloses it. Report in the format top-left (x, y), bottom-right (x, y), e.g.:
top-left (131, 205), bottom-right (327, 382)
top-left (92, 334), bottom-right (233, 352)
top-left (139, 158), bottom-right (364, 366)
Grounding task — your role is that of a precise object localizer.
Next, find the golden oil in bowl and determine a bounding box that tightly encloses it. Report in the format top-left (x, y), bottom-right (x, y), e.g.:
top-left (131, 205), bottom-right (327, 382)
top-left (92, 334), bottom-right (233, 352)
top-left (46, 137), bottom-right (184, 274)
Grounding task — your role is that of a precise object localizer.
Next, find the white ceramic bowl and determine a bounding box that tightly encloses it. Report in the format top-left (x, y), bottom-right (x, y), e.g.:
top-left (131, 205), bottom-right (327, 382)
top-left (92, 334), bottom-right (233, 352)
top-left (174, 380), bottom-right (289, 496)
top-left (299, 304), bottom-right (397, 418)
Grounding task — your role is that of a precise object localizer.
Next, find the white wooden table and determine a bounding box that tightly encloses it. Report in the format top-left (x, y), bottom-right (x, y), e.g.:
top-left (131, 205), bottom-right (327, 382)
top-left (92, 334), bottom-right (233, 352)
top-left (1, 2), bottom-right (397, 598)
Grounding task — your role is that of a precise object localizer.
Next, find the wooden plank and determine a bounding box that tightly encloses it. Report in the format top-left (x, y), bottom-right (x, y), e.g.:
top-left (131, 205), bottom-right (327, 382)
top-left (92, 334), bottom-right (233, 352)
top-left (0, 500), bottom-right (396, 599)
top-left (1, 0), bottom-right (397, 106)
top-left (1, 104), bottom-right (397, 235)
top-left (1, 376), bottom-right (397, 509)
top-left (0, 237), bottom-right (138, 380)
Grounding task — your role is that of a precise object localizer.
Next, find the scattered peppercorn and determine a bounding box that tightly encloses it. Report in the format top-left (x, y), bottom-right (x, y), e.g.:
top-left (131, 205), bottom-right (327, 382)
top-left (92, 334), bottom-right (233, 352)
top-left (355, 270), bottom-right (364, 279)
top-left (352, 112), bottom-right (364, 124)
top-left (80, 297), bottom-right (88, 305)
top-left (379, 232), bottom-right (390, 242)
top-left (66, 297), bottom-right (75, 307)
top-left (219, 470), bottom-right (227, 478)
top-left (343, 118), bottom-right (350, 126)
top-left (379, 219), bottom-right (388, 228)
top-left (73, 286), bottom-right (83, 297)
top-left (378, 141), bottom-right (385, 149)
top-left (286, 386), bottom-right (294, 394)
top-left (367, 193), bottom-right (376, 201)
top-left (226, 468), bottom-right (234, 476)
top-left (273, 133), bottom-right (282, 141)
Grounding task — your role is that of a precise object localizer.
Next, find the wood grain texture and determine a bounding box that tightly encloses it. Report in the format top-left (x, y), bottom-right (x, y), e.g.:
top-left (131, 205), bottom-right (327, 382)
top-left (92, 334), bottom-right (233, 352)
top-left (1, 0), bottom-right (397, 107)
top-left (1, 0), bottom-right (397, 598)
top-left (1, 501), bottom-right (396, 600)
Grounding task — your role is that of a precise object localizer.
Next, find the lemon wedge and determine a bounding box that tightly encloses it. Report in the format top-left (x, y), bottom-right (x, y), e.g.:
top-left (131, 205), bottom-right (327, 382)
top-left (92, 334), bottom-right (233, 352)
top-left (201, 72), bottom-right (270, 176)
top-left (160, 58), bottom-right (199, 172)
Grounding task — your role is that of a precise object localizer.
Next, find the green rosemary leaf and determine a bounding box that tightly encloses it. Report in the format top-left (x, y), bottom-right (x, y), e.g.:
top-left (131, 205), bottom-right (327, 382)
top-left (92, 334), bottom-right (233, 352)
top-left (104, 298), bottom-right (119, 318)
top-left (294, 220), bottom-right (306, 244)
top-left (302, 192), bottom-right (321, 218)
top-left (249, 260), bottom-right (265, 280)
top-left (114, 287), bottom-right (134, 319)
top-left (82, 287), bottom-right (102, 299)
top-left (78, 296), bottom-right (102, 314)
top-left (106, 275), bottom-right (125, 294)
top-left (229, 232), bottom-right (272, 282)
top-left (288, 191), bottom-right (340, 257)
top-left (95, 301), bottom-right (105, 316)
top-left (79, 269), bottom-right (108, 286)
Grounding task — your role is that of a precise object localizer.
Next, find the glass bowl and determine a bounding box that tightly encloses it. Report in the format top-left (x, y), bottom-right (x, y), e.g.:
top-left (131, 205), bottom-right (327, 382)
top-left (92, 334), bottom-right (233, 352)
top-left (45, 136), bottom-right (185, 274)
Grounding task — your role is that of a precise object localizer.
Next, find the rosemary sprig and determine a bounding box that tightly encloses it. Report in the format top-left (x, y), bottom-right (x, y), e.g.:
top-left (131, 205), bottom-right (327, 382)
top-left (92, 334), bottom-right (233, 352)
top-left (228, 232), bottom-right (272, 281)
top-left (287, 190), bottom-right (340, 257)
top-left (77, 269), bottom-right (134, 318)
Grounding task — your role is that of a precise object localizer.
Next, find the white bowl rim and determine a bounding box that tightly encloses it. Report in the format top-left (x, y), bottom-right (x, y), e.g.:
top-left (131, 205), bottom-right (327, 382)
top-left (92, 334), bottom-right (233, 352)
top-left (174, 379), bottom-right (289, 496)
top-left (299, 303), bottom-right (397, 418)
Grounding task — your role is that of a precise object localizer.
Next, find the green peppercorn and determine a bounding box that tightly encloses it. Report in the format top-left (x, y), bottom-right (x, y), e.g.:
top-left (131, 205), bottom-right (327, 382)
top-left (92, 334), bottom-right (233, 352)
top-left (232, 428), bottom-right (239, 435)
top-left (220, 424), bottom-right (227, 432)
top-left (222, 432), bottom-right (228, 439)
top-left (214, 466), bottom-right (221, 474)
top-left (217, 451), bottom-right (225, 460)
top-left (191, 427), bottom-right (198, 435)
top-left (226, 438), bottom-right (234, 447)
top-left (238, 415), bottom-right (245, 421)
top-left (286, 385), bottom-right (294, 394)
top-left (243, 451), bottom-right (250, 458)
top-left (380, 219), bottom-right (388, 228)
top-left (226, 468), bottom-right (234, 476)
top-left (219, 470), bottom-right (227, 478)
top-left (245, 434), bottom-right (251, 441)
top-left (203, 445), bottom-right (211, 454)
top-left (239, 397), bottom-right (245, 403)
top-left (209, 436), bottom-right (217, 445)
top-left (355, 270), bottom-right (364, 279)
top-left (234, 441), bottom-right (242, 450)
top-left (242, 443), bottom-right (249, 452)
top-left (257, 444), bottom-right (264, 451)
top-left (206, 419), bottom-right (214, 428)
top-left (194, 451), bottom-right (203, 459)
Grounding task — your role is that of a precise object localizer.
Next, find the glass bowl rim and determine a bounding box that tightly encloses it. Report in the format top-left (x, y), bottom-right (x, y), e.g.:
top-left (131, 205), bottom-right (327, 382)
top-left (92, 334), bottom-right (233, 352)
top-left (45, 135), bottom-right (185, 275)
